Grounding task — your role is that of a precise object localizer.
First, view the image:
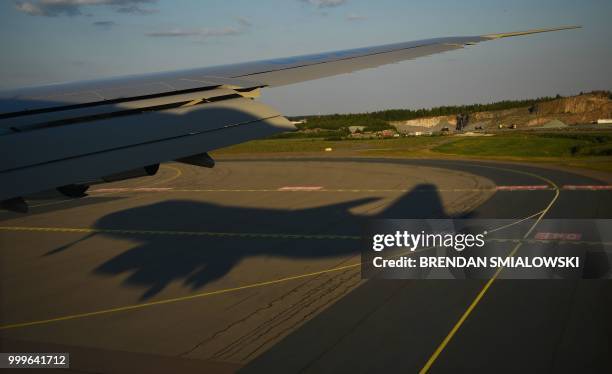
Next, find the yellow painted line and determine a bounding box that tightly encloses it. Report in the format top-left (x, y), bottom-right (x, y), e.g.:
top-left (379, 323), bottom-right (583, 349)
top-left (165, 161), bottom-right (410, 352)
top-left (0, 241), bottom-right (439, 331)
top-left (0, 226), bottom-right (360, 241)
top-left (419, 164), bottom-right (561, 374)
top-left (419, 242), bottom-right (523, 374)
top-left (0, 262), bottom-right (362, 331)
top-left (0, 208), bottom-right (545, 331)
top-left (147, 164), bottom-right (183, 187)
top-left (27, 198), bottom-right (75, 209)
top-left (278, 186), bottom-right (324, 191)
top-left (485, 210), bottom-right (545, 234)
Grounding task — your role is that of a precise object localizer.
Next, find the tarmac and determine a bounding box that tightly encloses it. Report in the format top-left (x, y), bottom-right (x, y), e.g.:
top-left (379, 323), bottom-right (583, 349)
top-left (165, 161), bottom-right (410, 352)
top-left (0, 157), bottom-right (610, 373)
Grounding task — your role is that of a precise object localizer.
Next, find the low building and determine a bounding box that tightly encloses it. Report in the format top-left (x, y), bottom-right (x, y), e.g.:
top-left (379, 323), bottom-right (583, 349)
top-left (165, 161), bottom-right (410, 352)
top-left (348, 126), bottom-right (366, 134)
top-left (409, 131), bottom-right (433, 136)
top-left (597, 119), bottom-right (612, 124)
top-left (378, 129), bottom-right (396, 138)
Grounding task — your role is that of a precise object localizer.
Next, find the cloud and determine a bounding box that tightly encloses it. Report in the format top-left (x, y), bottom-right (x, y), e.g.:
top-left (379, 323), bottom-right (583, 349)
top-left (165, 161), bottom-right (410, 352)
top-left (145, 27), bottom-right (242, 39)
top-left (92, 20), bottom-right (115, 28)
top-left (14, 1), bottom-right (45, 15)
top-left (146, 17), bottom-right (252, 41)
top-left (346, 13), bottom-right (366, 21)
top-left (145, 29), bottom-right (201, 38)
top-left (116, 4), bottom-right (157, 14)
top-left (235, 16), bottom-right (251, 27)
top-left (300, 0), bottom-right (347, 8)
top-left (14, 0), bottom-right (158, 17)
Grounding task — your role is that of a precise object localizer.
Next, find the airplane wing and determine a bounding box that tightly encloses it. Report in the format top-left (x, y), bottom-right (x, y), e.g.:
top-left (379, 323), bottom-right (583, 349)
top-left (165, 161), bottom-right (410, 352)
top-left (0, 26), bottom-right (580, 210)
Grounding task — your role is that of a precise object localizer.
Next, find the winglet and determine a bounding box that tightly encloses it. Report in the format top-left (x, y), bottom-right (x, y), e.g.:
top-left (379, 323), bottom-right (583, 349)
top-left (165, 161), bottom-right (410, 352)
top-left (483, 25), bottom-right (582, 40)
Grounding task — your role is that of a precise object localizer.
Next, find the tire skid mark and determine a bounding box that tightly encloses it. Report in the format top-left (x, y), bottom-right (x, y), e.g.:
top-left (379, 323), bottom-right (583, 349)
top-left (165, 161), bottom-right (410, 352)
top-left (179, 259), bottom-right (357, 358)
top-left (240, 271), bottom-right (362, 362)
top-left (211, 269), bottom-right (360, 362)
top-left (210, 269), bottom-right (355, 357)
top-left (220, 270), bottom-right (358, 360)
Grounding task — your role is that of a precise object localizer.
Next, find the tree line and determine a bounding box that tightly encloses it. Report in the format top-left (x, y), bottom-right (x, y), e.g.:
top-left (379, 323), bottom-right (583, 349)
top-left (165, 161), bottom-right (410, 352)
top-left (293, 96), bottom-right (561, 130)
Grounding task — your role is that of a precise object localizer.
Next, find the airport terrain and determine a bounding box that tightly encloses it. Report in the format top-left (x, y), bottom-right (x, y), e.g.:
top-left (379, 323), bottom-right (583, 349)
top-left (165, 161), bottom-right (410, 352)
top-left (1, 157), bottom-right (611, 373)
top-left (212, 92), bottom-right (612, 174)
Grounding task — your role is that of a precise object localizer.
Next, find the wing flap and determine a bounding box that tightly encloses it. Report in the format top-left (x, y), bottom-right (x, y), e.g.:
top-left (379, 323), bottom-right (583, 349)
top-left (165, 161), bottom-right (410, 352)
top-left (0, 86), bottom-right (255, 133)
top-left (0, 75), bottom-right (264, 116)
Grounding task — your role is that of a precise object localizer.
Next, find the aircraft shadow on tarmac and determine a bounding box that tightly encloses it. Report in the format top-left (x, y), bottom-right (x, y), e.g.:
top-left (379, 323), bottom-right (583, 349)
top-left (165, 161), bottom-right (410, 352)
top-left (47, 184), bottom-right (456, 300)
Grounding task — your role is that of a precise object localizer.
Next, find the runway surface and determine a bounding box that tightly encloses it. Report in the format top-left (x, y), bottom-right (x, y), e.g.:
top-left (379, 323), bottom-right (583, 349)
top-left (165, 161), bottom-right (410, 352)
top-left (0, 157), bottom-right (610, 373)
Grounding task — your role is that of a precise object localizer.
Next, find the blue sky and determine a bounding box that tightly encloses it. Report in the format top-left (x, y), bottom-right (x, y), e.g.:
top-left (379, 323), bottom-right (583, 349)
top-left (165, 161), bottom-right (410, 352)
top-left (1, 0), bottom-right (610, 115)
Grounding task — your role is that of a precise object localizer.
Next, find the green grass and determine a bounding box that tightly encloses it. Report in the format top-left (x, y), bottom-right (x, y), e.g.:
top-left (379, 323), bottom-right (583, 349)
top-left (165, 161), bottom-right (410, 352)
top-left (432, 133), bottom-right (612, 158)
top-left (429, 133), bottom-right (612, 173)
top-left (574, 143), bottom-right (612, 156)
top-left (215, 132), bottom-right (612, 158)
top-left (433, 135), bottom-right (586, 157)
top-left (212, 131), bottom-right (612, 174)
top-left (214, 136), bottom-right (449, 155)
top-left (270, 129), bottom-right (348, 139)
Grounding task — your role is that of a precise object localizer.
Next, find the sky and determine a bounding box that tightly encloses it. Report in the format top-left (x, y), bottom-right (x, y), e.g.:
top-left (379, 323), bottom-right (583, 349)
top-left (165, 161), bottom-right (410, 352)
top-left (0, 0), bottom-right (610, 115)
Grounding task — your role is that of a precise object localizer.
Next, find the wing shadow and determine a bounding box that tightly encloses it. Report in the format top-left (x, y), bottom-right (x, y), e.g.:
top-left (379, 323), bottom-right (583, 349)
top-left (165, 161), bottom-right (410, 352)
top-left (48, 183), bottom-right (453, 299)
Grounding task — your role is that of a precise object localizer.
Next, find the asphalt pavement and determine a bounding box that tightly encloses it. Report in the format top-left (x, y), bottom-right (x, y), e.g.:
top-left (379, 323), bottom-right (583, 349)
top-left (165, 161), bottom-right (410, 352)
top-left (0, 158), bottom-right (610, 373)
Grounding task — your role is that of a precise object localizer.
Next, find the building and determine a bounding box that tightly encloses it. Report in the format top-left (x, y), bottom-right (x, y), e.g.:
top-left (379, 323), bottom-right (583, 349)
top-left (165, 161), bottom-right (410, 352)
top-left (377, 129), bottom-right (396, 138)
top-left (348, 126), bottom-right (366, 134)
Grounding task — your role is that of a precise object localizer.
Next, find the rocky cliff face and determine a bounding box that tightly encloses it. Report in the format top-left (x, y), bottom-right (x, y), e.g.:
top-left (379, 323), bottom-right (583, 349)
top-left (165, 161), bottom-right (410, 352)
top-left (539, 92), bottom-right (612, 115)
top-left (393, 115), bottom-right (457, 128)
top-left (391, 92), bottom-right (612, 131)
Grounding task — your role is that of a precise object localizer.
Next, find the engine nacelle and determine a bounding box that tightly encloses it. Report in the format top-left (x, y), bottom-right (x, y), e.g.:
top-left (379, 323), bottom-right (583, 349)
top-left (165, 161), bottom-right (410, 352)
top-left (176, 153), bottom-right (215, 168)
top-left (56, 164), bottom-right (160, 198)
top-left (57, 184), bottom-right (90, 198)
top-left (101, 164), bottom-right (160, 183)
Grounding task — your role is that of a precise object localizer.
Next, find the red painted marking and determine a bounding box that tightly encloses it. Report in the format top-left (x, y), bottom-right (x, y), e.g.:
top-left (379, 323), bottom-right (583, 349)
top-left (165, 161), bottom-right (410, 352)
top-left (278, 186), bottom-right (324, 191)
top-left (535, 232), bottom-right (582, 241)
top-left (563, 185), bottom-right (612, 191)
top-left (496, 185), bottom-right (549, 191)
